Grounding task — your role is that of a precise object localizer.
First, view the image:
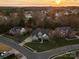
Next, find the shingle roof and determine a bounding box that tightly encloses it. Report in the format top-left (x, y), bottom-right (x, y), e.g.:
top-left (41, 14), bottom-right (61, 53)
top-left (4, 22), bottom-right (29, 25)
top-left (32, 28), bottom-right (49, 36)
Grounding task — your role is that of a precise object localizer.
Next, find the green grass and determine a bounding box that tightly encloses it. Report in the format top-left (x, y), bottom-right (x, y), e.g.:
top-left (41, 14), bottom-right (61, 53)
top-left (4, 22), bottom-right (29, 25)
top-left (25, 38), bottom-right (79, 52)
top-left (2, 32), bottom-right (30, 43)
top-left (25, 41), bottom-right (57, 52)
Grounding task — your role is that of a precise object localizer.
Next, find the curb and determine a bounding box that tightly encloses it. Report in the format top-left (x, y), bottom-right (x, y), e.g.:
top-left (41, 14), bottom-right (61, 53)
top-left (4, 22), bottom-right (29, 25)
top-left (23, 45), bottom-right (37, 53)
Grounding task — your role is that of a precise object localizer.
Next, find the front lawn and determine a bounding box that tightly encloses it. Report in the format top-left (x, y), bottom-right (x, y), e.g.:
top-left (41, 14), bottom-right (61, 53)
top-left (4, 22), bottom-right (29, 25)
top-left (2, 32), bottom-right (30, 43)
top-left (25, 38), bottom-right (79, 52)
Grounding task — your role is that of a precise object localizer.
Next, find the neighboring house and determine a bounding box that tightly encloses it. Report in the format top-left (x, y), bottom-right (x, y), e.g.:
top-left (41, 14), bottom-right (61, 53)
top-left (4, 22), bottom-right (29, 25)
top-left (20, 28), bottom-right (26, 34)
top-left (9, 27), bottom-right (26, 36)
top-left (32, 28), bottom-right (49, 41)
top-left (0, 15), bottom-right (9, 25)
top-left (71, 9), bottom-right (78, 14)
top-left (24, 12), bottom-right (33, 22)
top-left (55, 12), bottom-right (62, 17)
top-left (54, 27), bottom-right (75, 38)
top-left (64, 11), bottom-right (70, 15)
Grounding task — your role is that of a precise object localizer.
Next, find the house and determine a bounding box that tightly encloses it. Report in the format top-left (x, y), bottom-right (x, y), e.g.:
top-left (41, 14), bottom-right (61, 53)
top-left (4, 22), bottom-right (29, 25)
top-left (0, 13), bottom-right (9, 25)
top-left (20, 28), bottom-right (26, 34)
top-left (55, 12), bottom-right (62, 17)
top-left (64, 11), bottom-right (70, 15)
top-left (24, 11), bottom-right (33, 22)
top-left (9, 27), bottom-right (26, 36)
top-left (71, 9), bottom-right (78, 14)
top-left (54, 27), bottom-right (75, 38)
top-left (32, 28), bottom-right (49, 41)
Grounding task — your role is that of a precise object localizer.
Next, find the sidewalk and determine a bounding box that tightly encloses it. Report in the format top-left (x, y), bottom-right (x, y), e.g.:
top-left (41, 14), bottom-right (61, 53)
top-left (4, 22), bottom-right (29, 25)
top-left (19, 36), bottom-right (32, 46)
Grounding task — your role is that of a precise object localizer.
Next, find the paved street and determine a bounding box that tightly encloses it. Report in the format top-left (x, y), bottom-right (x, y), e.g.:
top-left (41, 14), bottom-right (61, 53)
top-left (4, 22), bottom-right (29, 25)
top-left (1, 35), bottom-right (79, 59)
top-left (0, 35), bottom-right (37, 59)
top-left (37, 44), bottom-right (79, 59)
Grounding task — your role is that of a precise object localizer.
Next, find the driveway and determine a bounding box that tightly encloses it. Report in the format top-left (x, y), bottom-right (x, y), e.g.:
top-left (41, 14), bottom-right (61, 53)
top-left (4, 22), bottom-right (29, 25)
top-left (19, 36), bottom-right (32, 46)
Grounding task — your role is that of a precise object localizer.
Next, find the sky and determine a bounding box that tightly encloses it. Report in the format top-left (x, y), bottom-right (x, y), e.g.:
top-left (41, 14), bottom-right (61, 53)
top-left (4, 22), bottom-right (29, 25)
top-left (0, 0), bottom-right (79, 7)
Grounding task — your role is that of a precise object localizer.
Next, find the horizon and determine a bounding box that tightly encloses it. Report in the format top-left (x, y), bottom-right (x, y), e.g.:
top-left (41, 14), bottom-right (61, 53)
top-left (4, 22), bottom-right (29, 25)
top-left (0, 0), bottom-right (79, 7)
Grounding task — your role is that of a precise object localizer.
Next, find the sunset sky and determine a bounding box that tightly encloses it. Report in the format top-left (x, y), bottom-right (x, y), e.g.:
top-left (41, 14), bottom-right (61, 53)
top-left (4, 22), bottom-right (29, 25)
top-left (0, 0), bottom-right (79, 7)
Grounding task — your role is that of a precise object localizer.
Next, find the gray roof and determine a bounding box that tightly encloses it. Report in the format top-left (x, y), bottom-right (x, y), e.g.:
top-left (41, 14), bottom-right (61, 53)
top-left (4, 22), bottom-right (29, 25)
top-left (32, 28), bottom-right (49, 36)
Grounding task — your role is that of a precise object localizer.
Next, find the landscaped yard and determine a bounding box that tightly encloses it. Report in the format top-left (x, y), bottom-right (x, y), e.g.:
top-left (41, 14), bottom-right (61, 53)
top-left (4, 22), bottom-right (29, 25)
top-left (2, 32), bottom-right (30, 43)
top-left (25, 38), bottom-right (79, 52)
